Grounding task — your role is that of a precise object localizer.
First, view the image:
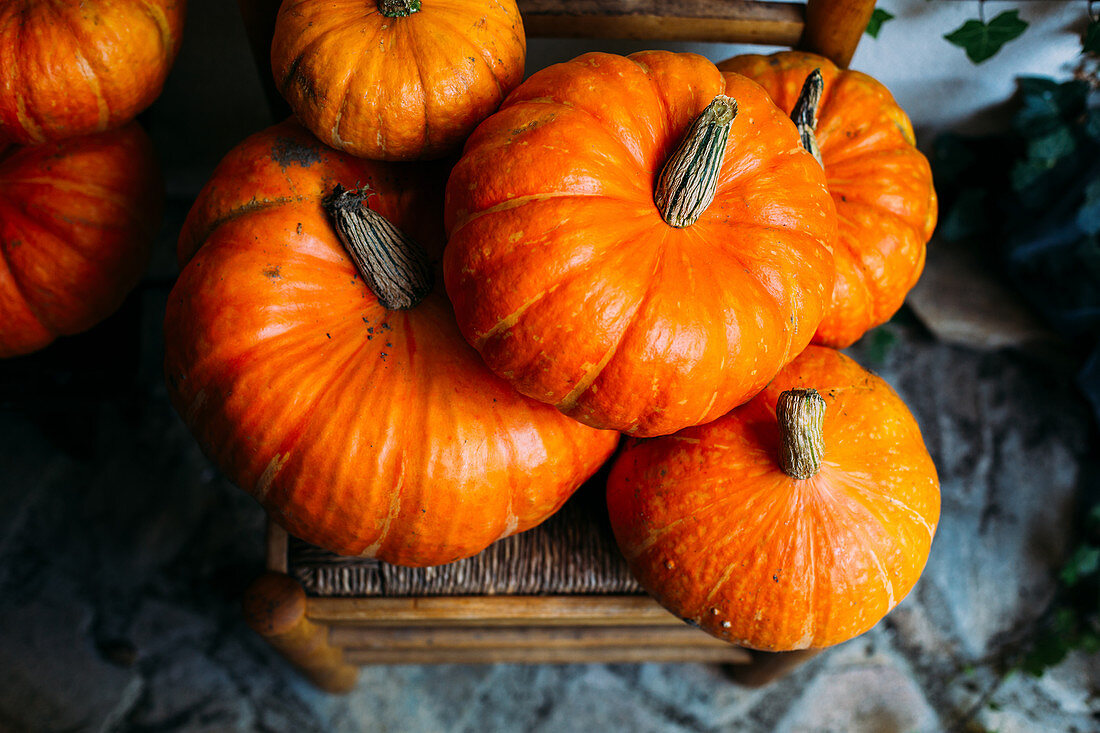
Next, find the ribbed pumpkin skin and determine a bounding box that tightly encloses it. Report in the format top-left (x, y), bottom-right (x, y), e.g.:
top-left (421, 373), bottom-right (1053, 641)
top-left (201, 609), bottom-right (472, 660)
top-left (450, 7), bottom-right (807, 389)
top-left (607, 346), bottom-right (940, 650)
top-left (0, 124), bottom-right (162, 358)
top-left (271, 0), bottom-right (525, 161)
top-left (0, 0), bottom-right (186, 145)
top-left (719, 52), bottom-right (937, 348)
top-left (444, 51), bottom-right (837, 438)
top-left (166, 121), bottom-right (618, 566)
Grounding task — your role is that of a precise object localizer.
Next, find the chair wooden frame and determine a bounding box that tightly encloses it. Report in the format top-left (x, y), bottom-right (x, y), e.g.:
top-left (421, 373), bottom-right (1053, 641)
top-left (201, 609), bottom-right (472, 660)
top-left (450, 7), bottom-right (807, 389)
top-left (236, 0), bottom-right (874, 693)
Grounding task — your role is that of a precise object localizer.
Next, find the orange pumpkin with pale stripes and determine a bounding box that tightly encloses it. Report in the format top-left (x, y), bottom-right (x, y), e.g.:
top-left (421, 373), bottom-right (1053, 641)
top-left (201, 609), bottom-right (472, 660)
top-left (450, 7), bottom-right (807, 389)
top-left (165, 120), bottom-right (618, 566)
top-left (607, 346), bottom-right (939, 650)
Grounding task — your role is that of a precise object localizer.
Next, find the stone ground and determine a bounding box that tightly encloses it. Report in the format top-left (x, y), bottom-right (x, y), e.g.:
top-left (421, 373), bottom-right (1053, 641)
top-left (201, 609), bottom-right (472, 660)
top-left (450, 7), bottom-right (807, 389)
top-left (3, 1), bottom-right (1100, 730)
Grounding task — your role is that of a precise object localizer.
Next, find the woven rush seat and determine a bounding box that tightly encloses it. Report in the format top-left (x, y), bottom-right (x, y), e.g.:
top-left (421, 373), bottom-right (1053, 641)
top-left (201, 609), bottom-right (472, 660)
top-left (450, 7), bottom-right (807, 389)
top-left (288, 485), bottom-right (642, 598)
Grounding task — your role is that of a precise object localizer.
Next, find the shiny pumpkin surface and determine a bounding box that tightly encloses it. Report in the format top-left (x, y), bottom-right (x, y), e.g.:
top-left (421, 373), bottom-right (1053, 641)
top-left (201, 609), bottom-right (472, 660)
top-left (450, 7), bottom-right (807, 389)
top-left (0, 124), bottom-right (161, 358)
top-left (444, 51), bottom-right (837, 438)
top-left (0, 0), bottom-right (186, 144)
top-left (719, 51), bottom-right (937, 348)
top-left (271, 0), bottom-right (525, 160)
top-left (607, 346), bottom-right (940, 650)
top-left (166, 121), bottom-right (618, 566)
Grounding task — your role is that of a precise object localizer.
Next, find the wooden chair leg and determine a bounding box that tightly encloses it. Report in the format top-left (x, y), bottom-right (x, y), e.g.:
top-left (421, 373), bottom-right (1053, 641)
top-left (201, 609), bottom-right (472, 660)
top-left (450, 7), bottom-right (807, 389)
top-left (243, 572), bottom-right (358, 693)
top-left (799, 0), bottom-right (877, 68)
top-left (724, 648), bottom-right (823, 687)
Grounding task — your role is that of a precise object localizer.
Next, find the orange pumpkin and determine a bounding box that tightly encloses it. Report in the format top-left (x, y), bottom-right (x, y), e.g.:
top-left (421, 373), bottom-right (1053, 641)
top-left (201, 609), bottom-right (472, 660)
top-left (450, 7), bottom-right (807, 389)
top-left (444, 51), bottom-right (837, 438)
top-left (165, 120), bottom-right (618, 566)
top-left (0, 124), bottom-right (162, 358)
top-left (607, 346), bottom-right (940, 650)
top-left (719, 51), bottom-right (937, 348)
top-left (271, 0), bottom-right (525, 161)
top-left (0, 0), bottom-right (186, 145)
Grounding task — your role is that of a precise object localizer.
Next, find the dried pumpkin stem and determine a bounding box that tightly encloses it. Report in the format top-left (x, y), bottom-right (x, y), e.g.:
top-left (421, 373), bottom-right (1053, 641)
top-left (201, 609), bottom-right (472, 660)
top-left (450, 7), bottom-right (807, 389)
top-left (324, 185), bottom-right (432, 310)
top-left (377, 0), bottom-right (421, 17)
top-left (777, 389), bottom-right (826, 480)
top-left (791, 68), bottom-right (824, 167)
top-left (654, 95), bottom-right (737, 228)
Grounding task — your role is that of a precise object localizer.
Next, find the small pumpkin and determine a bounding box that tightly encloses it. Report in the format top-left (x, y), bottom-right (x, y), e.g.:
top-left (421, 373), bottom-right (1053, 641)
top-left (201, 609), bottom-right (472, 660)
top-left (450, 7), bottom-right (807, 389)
top-left (166, 120), bottom-right (619, 567)
top-left (444, 51), bottom-right (837, 438)
top-left (607, 346), bottom-right (940, 650)
top-left (718, 51), bottom-right (937, 348)
top-left (0, 0), bottom-right (186, 145)
top-left (271, 0), bottom-right (525, 161)
top-left (0, 124), bottom-right (162, 358)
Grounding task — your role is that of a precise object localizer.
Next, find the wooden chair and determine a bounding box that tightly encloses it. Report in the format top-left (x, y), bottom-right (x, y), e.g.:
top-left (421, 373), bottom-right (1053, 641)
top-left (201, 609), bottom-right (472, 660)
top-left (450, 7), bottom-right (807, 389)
top-left (236, 0), bottom-right (876, 693)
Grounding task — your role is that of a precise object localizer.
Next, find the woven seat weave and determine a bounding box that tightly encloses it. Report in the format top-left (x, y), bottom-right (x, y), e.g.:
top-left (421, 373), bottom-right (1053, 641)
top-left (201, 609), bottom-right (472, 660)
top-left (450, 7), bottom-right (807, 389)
top-left (288, 482), bottom-right (644, 597)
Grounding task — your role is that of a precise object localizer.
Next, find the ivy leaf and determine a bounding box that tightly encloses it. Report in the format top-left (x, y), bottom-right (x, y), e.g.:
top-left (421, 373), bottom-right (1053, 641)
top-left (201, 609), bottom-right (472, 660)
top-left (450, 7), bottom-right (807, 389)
top-left (1060, 544), bottom-right (1100, 585)
top-left (945, 10), bottom-right (1029, 64)
top-left (1085, 19), bottom-right (1100, 55)
top-left (1015, 78), bottom-right (1087, 138)
top-left (863, 326), bottom-right (897, 365)
top-left (866, 8), bottom-right (894, 39)
top-left (1026, 124), bottom-right (1077, 166)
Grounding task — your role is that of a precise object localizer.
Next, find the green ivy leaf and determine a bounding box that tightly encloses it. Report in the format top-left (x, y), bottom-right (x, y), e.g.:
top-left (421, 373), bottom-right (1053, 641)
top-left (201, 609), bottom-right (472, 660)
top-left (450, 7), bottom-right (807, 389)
top-left (1061, 544), bottom-right (1100, 585)
top-left (1085, 19), bottom-right (1100, 55)
top-left (1027, 125), bottom-right (1077, 166)
top-left (863, 326), bottom-right (898, 365)
top-left (866, 8), bottom-right (894, 39)
top-left (944, 10), bottom-right (1029, 64)
top-left (1015, 78), bottom-right (1088, 138)
top-left (1011, 159), bottom-right (1053, 199)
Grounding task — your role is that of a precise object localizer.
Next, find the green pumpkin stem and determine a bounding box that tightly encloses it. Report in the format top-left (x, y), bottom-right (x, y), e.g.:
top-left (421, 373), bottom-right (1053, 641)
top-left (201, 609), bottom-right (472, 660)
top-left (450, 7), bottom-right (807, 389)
top-left (791, 69), bottom-right (824, 167)
top-left (324, 185), bottom-right (432, 310)
top-left (654, 95), bottom-right (737, 228)
top-left (777, 389), bottom-right (826, 480)
top-left (377, 0), bottom-right (421, 17)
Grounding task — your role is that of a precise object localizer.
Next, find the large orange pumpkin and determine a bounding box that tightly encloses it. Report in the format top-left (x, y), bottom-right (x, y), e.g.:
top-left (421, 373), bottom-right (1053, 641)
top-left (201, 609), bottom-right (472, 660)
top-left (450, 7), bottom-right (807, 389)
top-left (607, 346), bottom-right (940, 650)
top-left (271, 0), bottom-right (525, 161)
top-left (719, 51), bottom-right (937, 348)
top-left (0, 124), bottom-right (162, 358)
top-left (0, 0), bottom-right (186, 145)
top-left (444, 51), bottom-right (837, 438)
top-left (165, 120), bottom-right (619, 566)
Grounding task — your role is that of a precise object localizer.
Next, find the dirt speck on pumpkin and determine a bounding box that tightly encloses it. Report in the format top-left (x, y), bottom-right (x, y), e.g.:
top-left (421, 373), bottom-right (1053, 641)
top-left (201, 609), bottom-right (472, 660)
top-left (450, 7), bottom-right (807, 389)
top-left (262, 264), bottom-right (281, 279)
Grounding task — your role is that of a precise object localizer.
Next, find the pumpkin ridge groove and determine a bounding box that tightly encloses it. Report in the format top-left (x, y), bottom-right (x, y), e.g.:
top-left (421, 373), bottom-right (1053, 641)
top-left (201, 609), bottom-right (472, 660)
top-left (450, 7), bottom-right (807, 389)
top-left (554, 225), bottom-right (664, 413)
top-left (5, 176), bottom-right (146, 224)
top-left (52, 18), bottom-right (110, 132)
top-left (697, 485), bottom-right (797, 616)
top-left (133, 0), bottom-right (175, 60)
top-left (404, 24), bottom-right (434, 156)
top-left (449, 192), bottom-right (624, 234)
top-left (11, 25), bottom-right (45, 143)
top-left (420, 11), bottom-right (507, 105)
top-left (836, 467), bottom-right (938, 542)
top-left (503, 97), bottom-right (652, 176)
top-left (328, 23), bottom-right (387, 149)
top-left (625, 466), bottom-right (778, 560)
top-left (0, 213), bottom-right (56, 338)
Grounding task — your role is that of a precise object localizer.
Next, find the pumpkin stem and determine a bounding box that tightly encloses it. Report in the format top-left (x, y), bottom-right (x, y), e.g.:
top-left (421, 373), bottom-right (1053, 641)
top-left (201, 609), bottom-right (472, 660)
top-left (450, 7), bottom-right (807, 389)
top-left (791, 69), bottom-right (824, 167)
top-left (324, 185), bottom-right (432, 310)
top-left (377, 0), bottom-right (421, 17)
top-left (777, 389), bottom-right (826, 480)
top-left (654, 95), bottom-right (737, 228)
